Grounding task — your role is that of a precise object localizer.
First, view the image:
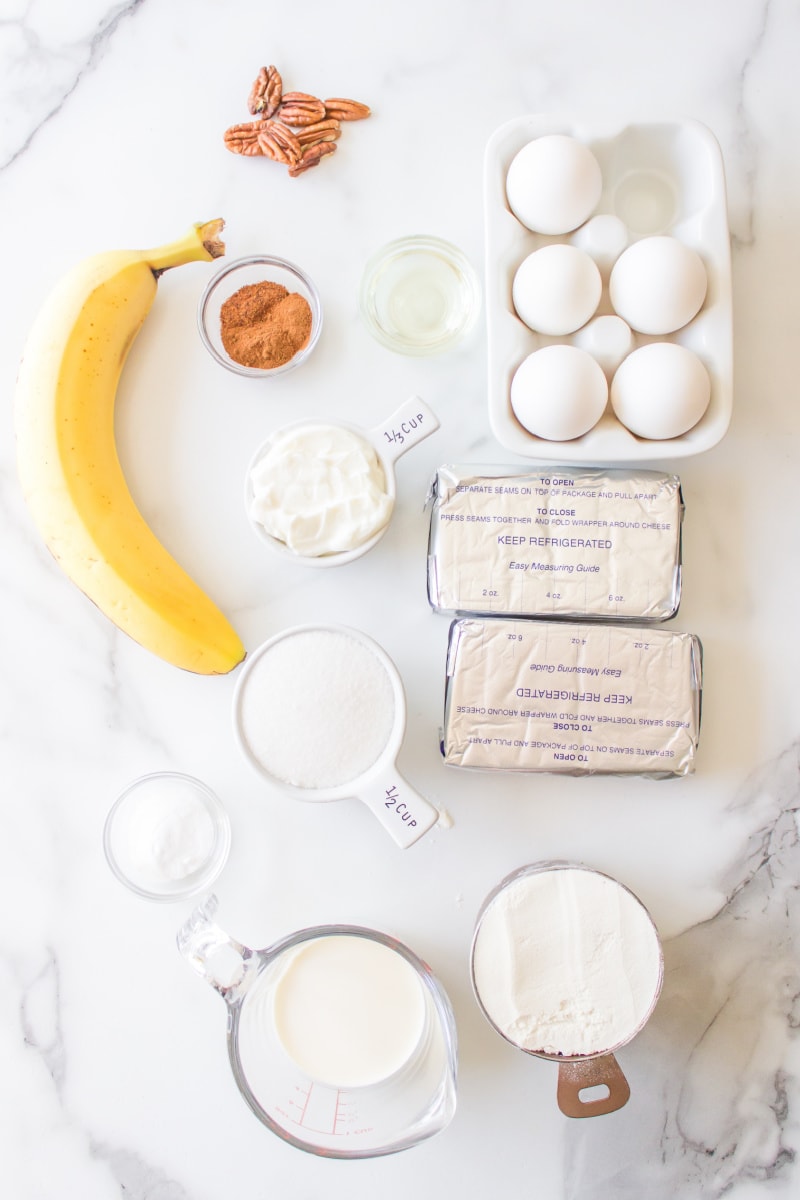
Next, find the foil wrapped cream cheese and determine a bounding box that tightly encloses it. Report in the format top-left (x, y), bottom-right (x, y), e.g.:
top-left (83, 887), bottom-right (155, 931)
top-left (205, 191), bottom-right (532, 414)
top-left (427, 466), bottom-right (683, 620)
top-left (443, 618), bottom-right (702, 777)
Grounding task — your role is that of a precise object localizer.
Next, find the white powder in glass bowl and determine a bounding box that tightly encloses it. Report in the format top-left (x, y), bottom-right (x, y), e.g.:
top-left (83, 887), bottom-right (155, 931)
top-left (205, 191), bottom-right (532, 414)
top-left (237, 628), bottom-right (397, 790)
top-left (103, 772), bottom-right (230, 900)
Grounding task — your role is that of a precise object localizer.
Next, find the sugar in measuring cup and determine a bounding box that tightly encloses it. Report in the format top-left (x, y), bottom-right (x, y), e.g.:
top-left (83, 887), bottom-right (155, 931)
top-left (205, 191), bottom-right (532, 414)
top-left (233, 624), bottom-right (440, 848)
top-left (245, 396), bottom-right (440, 566)
top-left (178, 896), bottom-right (458, 1158)
top-left (471, 862), bottom-right (663, 1117)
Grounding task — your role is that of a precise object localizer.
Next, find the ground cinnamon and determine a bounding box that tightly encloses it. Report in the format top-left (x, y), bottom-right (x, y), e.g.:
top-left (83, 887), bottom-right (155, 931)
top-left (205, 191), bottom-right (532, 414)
top-left (220, 280), bottom-right (312, 369)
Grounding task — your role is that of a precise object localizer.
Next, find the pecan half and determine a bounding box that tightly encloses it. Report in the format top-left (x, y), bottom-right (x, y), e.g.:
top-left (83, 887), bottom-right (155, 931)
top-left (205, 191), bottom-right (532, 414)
top-left (223, 121), bottom-right (265, 156)
top-left (288, 140), bottom-right (338, 177)
top-left (248, 64), bottom-right (283, 118)
top-left (324, 97), bottom-right (371, 121)
top-left (258, 119), bottom-right (302, 165)
top-left (278, 91), bottom-right (327, 126)
top-left (295, 118), bottom-right (341, 146)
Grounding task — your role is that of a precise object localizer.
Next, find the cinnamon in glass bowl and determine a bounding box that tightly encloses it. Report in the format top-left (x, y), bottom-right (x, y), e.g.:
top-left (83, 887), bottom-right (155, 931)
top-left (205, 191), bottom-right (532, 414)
top-left (198, 255), bottom-right (322, 377)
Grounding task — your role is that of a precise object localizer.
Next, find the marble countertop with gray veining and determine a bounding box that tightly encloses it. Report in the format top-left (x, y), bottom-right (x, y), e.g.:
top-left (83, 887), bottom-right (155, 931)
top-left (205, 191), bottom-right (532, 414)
top-left (2, 0), bottom-right (799, 1196)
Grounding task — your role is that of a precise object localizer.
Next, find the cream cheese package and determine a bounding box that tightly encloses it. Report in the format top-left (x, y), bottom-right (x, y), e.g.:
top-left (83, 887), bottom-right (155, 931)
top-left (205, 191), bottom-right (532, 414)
top-left (427, 466), bottom-right (683, 621)
top-left (443, 618), bottom-right (702, 777)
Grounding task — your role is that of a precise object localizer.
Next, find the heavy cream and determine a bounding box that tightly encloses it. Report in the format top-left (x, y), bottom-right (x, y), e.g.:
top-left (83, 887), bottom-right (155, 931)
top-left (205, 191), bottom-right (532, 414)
top-left (472, 866), bottom-right (662, 1058)
top-left (249, 423), bottom-right (394, 557)
top-left (239, 934), bottom-right (428, 1090)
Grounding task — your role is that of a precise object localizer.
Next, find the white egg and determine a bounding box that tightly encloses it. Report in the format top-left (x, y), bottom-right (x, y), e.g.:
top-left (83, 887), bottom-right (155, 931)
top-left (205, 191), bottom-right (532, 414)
top-left (610, 343), bottom-right (711, 440)
top-left (512, 244), bottom-right (601, 336)
top-left (609, 236), bottom-right (708, 334)
top-left (506, 134), bottom-right (603, 235)
top-left (511, 345), bottom-right (608, 441)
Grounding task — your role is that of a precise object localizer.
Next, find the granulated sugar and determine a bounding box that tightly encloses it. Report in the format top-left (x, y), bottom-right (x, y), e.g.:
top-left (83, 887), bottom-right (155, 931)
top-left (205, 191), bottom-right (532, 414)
top-left (238, 628), bottom-right (397, 790)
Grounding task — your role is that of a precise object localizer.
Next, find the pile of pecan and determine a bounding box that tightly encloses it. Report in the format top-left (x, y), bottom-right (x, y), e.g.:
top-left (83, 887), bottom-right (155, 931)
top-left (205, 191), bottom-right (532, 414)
top-left (223, 65), bottom-right (370, 178)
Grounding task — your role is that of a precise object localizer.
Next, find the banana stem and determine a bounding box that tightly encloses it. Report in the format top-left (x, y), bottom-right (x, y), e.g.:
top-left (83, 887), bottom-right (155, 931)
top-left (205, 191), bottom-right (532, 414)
top-left (148, 219), bottom-right (226, 275)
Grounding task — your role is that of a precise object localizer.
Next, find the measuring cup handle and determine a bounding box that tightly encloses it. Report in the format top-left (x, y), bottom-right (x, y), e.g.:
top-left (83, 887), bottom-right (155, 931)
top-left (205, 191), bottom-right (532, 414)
top-left (176, 894), bottom-right (257, 1001)
top-left (357, 766), bottom-right (440, 849)
top-left (556, 1053), bottom-right (631, 1118)
top-left (370, 396), bottom-right (440, 468)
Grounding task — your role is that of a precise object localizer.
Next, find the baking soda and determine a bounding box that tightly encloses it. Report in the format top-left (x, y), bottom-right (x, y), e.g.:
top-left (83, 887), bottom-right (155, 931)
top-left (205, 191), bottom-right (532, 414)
top-left (126, 778), bottom-right (215, 882)
top-left (238, 627), bottom-right (396, 790)
top-left (106, 773), bottom-right (222, 896)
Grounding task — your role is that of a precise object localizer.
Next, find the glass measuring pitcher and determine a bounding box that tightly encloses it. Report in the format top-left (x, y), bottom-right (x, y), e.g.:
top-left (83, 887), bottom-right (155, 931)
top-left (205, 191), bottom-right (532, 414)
top-left (178, 896), bottom-right (458, 1157)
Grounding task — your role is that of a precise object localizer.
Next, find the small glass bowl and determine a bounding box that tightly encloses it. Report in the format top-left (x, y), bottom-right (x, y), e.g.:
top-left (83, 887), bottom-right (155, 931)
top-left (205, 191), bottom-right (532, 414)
top-left (103, 772), bottom-right (231, 902)
top-left (359, 235), bottom-right (480, 356)
top-left (197, 255), bottom-right (323, 378)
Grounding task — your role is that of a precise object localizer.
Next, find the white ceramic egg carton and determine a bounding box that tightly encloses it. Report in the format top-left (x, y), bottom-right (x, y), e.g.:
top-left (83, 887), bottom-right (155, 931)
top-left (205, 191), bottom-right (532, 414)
top-left (485, 115), bottom-right (733, 462)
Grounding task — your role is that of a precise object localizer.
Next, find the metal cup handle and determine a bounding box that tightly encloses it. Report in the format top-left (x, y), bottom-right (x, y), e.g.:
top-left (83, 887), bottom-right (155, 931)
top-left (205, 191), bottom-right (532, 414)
top-left (555, 1053), bottom-right (631, 1118)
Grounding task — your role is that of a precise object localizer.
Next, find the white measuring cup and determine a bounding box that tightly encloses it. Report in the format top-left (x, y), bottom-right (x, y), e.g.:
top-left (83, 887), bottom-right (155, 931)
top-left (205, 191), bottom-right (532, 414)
top-left (470, 862), bottom-right (664, 1118)
top-left (177, 896), bottom-right (458, 1158)
top-left (245, 396), bottom-right (440, 566)
top-left (232, 624), bottom-right (440, 848)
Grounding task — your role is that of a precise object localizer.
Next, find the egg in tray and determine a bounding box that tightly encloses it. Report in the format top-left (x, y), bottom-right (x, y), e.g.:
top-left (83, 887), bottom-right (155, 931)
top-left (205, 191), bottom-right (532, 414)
top-left (484, 117), bottom-right (733, 463)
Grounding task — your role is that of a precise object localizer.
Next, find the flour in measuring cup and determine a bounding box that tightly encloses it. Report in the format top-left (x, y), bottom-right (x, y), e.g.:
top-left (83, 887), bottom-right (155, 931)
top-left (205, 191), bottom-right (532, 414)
top-left (472, 867), bottom-right (662, 1057)
top-left (238, 627), bottom-right (396, 790)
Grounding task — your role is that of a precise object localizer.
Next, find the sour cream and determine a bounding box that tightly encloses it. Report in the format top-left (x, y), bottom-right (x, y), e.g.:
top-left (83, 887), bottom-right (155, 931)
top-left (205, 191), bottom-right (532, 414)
top-left (249, 424), bottom-right (394, 557)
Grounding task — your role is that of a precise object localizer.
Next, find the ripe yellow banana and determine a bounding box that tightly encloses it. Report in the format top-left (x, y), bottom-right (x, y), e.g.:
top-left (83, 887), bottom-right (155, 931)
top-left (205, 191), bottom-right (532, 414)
top-left (14, 219), bottom-right (246, 675)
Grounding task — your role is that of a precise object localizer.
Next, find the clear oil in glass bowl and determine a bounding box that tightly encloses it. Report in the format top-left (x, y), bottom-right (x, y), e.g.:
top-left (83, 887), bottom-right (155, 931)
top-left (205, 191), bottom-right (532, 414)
top-left (360, 235), bottom-right (480, 356)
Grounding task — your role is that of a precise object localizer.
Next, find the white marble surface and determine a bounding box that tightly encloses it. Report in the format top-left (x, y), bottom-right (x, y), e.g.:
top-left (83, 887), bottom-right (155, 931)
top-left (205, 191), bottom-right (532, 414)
top-left (2, 0), bottom-right (800, 1194)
